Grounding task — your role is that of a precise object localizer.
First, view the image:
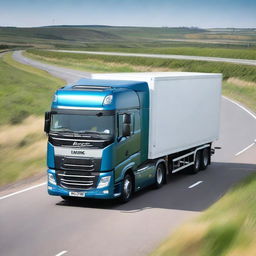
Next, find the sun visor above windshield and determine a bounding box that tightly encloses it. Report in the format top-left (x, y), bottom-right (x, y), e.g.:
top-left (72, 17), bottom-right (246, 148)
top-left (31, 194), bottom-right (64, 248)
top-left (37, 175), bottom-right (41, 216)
top-left (52, 87), bottom-right (140, 111)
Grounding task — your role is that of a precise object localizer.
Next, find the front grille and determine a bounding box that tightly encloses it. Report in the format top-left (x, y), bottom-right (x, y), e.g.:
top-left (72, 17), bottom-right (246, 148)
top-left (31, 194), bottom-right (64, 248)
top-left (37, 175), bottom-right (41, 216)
top-left (54, 156), bottom-right (101, 190)
top-left (56, 170), bottom-right (99, 190)
top-left (54, 156), bottom-right (101, 172)
top-left (61, 157), bottom-right (95, 171)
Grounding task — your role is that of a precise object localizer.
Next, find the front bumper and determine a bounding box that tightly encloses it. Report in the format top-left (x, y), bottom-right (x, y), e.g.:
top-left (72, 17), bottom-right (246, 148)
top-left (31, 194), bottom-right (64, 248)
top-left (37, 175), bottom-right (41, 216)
top-left (47, 169), bottom-right (120, 199)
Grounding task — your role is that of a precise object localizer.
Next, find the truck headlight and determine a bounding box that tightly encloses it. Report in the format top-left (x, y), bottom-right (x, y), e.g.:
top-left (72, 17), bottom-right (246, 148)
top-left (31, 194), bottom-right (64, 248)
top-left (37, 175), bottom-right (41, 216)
top-left (48, 173), bottom-right (56, 185)
top-left (97, 176), bottom-right (111, 189)
top-left (103, 95), bottom-right (113, 105)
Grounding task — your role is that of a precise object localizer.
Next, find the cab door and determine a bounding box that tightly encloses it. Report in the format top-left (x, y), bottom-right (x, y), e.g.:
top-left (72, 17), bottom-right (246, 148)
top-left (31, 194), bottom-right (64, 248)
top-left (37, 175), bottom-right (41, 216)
top-left (115, 110), bottom-right (141, 180)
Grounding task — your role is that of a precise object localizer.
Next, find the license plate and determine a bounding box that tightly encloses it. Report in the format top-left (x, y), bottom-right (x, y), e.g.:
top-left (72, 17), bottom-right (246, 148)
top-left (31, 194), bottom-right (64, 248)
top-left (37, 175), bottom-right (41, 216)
top-left (69, 191), bottom-right (85, 197)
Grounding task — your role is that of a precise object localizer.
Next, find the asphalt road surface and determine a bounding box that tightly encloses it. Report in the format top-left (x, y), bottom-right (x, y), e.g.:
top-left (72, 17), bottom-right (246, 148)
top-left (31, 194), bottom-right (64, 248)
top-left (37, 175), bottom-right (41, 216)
top-left (0, 52), bottom-right (255, 256)
top-left (51, 49), bottom-right (256, 66)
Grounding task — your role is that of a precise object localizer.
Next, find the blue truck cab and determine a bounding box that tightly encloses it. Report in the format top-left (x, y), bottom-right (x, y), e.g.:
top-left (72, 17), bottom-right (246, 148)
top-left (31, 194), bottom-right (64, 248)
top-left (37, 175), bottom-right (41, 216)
top-left (45, 78), bottom-right (157, 202)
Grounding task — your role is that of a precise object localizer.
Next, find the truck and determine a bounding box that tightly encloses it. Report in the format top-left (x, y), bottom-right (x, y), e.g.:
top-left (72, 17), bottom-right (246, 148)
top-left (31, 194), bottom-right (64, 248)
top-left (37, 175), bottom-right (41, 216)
top-left (45, 72), bottom-right (222, 202)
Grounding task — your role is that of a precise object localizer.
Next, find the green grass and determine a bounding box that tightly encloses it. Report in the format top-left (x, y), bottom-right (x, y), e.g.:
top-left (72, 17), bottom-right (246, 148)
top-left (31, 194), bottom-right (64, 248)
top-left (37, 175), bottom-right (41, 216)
top-left (0, 124), bottom-right (46, 186)
top-left (0, 53), bottom-right (63, 186)
top-left (151, 173), bottom-right (256, 256)
top-left (223, 80), bottom-right (256, 113)
top-left (0, 52), bottom-right (63, 125)
top-left (0, 157), bottom-right (45, 186)
top-left (24, 50), bottom-right (136, 73)
top-left (1, 26), bottom-right (255, 52)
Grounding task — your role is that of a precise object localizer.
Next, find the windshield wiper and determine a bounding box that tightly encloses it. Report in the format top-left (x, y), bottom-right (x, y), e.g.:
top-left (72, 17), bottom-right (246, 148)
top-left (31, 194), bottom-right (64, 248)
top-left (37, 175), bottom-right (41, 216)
top-left (76, 131), bottom-right (104, 135)
top-left (50, 130), bottom-right (111, 139)
top-left (51, 128), bottom-right (73, 132)
top-left (49, 131), bottom-right (75, 137)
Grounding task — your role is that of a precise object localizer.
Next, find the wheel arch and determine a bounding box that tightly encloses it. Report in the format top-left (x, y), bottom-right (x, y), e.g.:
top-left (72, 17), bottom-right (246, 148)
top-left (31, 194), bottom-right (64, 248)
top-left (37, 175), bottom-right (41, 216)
top-left (120, 162), bottom-right (136, 179)
top-left (120, 163), bottom-right (136, 196)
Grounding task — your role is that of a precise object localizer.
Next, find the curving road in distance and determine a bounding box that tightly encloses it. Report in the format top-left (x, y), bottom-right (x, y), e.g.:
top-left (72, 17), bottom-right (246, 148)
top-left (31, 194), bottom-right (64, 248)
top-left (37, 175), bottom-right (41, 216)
top-left (51, 49), bottom-right (256, 66)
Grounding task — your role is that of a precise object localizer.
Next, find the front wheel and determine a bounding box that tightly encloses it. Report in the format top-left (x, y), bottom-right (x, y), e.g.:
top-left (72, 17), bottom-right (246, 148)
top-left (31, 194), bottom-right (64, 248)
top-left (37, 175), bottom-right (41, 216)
top-left (119, 173), bottom-right (133, 203)
top-left (154, 164), bottom-right (165, 188)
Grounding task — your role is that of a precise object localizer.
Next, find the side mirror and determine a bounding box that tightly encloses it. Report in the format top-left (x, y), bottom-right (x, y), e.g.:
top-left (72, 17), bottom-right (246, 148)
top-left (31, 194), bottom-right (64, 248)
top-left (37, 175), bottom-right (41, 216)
top-left (122, 124), bottom-right (131, 137)
top-left (44, 111), bottom-right (51, 133)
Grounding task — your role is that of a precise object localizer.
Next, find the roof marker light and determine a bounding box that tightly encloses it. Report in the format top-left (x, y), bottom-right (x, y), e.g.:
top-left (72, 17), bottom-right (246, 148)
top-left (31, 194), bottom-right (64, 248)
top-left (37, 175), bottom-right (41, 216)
top-left (103, 95), bottom-right (113, 105)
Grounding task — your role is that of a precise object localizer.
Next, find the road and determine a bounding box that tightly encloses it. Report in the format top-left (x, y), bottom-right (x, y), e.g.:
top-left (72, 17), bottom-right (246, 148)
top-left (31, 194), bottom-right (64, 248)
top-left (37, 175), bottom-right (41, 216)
top-left (13, 51), bottom-right (91, 83)
top-left (0, 52), bottom-right (256, 256)
top-left (51, 49), bottom-right (256, 66)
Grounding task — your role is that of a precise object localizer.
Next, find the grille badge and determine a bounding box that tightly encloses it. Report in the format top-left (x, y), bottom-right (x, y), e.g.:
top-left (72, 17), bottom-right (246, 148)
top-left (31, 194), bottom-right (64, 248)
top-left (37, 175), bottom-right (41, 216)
top-left (73, 141), bottom-right (90, 147)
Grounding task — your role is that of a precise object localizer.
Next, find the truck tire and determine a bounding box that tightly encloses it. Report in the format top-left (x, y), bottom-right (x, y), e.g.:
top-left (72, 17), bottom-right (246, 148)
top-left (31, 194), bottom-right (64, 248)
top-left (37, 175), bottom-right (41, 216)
top-left (119, 173), bottom-right (133, 203)
top-left (190, 151), bottom-right (201, 174)
top-left (154, 163), bottom-right (165, 188)
top-left (200, 147), bottom-right (210, 170)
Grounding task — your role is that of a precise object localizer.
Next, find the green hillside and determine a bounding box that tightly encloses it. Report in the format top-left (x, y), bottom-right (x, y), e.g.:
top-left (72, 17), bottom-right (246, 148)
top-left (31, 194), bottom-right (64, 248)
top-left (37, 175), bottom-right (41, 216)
top-left (0, 26), bottom-right (255, 50)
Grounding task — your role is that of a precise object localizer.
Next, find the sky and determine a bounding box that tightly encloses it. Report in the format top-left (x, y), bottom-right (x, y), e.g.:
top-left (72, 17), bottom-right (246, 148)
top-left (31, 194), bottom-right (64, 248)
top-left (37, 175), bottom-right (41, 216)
top-left (0, 0), bottom-right (255, 28)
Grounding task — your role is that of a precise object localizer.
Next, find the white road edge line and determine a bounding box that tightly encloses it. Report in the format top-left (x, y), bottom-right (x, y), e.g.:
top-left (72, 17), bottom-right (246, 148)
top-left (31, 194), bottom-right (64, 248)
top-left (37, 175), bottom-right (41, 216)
top-left (0, 182), bottom-right (46, 201)
top-left (222, 96), bottom-right (256, 120)
top-left (235, 142), bottom-right (256, 156)
top-left (223, 96), bottom-right (256, 156)
top-left (188, 181), bottom-right (203, 189)
top-left (56, 250), bottom-right (68, 256)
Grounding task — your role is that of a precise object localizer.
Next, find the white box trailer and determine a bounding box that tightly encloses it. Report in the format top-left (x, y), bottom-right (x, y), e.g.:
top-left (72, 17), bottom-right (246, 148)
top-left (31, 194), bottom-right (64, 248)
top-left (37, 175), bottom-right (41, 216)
top-left (93, 72), bottom-right (222, 159)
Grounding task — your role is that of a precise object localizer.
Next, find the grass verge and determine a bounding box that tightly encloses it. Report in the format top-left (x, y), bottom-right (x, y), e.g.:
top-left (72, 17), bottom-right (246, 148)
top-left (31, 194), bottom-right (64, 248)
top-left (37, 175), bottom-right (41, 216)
top-left (0, 116), bottom-right (46, 186)
top-left (151, 173), bottom-right (256, 256)
top-left (0, 52), bottom-right (63, 125)
top-left (223, 79), bottom-right (256, 113)
top-left (0, 52), bottom-right (63, 186)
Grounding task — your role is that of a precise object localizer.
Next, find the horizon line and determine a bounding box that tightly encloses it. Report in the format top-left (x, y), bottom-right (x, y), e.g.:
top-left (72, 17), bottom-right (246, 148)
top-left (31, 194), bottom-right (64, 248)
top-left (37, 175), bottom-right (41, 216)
top-left (0, 24), bottom-right (256, 29)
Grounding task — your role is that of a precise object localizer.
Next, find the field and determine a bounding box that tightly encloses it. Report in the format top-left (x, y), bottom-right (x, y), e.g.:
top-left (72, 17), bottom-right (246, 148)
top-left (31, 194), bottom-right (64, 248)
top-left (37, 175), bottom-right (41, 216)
top-left (80, 46), bottom-right (256, 60)
top-left (25, 49), bottom-right (256, 112)
top-left (0, 26), bottom-right (256, 60)
top-left (151, 173), bottom-right (256, 256)
top-left (0, 53), bottom-right (63, 186)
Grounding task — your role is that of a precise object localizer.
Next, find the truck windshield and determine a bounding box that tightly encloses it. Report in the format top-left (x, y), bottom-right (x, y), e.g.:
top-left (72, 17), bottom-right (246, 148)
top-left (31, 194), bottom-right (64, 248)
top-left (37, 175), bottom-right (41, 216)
top-left (50, 114), bottom-right (114, 136)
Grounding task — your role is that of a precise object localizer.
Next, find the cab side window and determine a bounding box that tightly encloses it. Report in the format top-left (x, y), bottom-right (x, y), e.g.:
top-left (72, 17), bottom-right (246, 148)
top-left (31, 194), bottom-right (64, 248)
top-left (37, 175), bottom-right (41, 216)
top-left (118, 112), bottom-right (134, 137)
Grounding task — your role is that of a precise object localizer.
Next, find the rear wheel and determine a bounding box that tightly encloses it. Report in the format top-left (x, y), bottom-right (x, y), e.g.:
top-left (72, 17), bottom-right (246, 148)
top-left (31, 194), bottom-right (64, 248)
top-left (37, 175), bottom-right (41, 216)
top-left (200, 147), bottom-right (210, 170)
top-left (154, 163), bottom-right (165, 188)
top-left (190, 151), bottom-right (201, 174)
top-left (120, 173), bottom-right (133, 203)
